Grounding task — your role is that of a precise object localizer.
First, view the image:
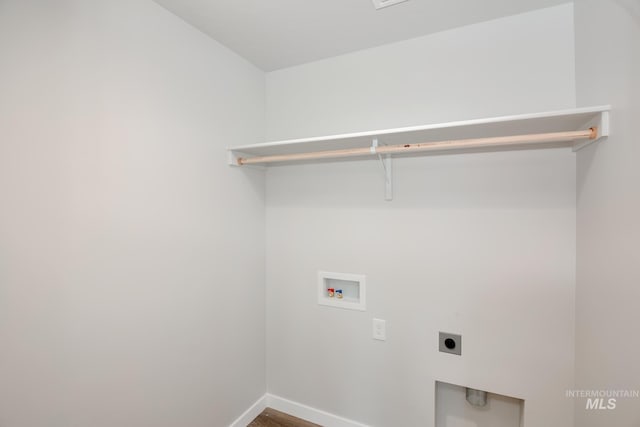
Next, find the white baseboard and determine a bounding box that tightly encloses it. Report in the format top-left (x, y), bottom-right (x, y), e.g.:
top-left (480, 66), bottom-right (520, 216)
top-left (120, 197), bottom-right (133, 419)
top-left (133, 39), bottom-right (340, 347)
top-left (265, 393), bottom-right (371, 427)
top-left (229, 394), bottom-right (267, 427)
top-left (229, 393), bottom-right (371, 427)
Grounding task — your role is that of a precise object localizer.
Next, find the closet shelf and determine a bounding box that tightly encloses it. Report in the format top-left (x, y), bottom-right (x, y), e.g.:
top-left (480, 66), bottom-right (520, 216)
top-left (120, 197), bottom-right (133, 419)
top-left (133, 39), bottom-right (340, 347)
top-left (227, 105), bottom-right (610, 167)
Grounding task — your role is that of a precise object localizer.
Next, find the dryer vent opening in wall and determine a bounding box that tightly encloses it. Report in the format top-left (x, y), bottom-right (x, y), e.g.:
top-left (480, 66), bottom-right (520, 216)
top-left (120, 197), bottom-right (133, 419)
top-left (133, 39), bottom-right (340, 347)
top-left (371, 0), bottom-right (410, 10)
top-left (317, 271), bottom-right (366, 311)
top-left (436, 381), bottom-right (524, 427)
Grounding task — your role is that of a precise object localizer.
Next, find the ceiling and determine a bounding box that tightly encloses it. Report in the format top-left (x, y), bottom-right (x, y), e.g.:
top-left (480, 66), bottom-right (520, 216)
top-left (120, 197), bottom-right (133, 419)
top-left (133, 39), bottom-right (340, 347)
top-left (154, 0), bottom-right (571, 71)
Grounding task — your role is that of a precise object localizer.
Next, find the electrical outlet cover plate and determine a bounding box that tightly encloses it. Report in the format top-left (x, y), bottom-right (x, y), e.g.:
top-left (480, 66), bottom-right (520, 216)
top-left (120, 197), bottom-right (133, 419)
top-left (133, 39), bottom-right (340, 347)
top-left (439, 332), bottom-right (462, 355)
top-left (373, 318), bottom-right (386, 341)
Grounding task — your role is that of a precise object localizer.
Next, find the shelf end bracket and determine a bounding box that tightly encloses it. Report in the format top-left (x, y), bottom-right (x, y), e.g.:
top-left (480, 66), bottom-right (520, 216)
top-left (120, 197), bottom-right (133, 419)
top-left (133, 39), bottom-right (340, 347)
top-left (573, 111), bottom-right (610, 152)
top-left (228, 149), bottom-right (242, 166)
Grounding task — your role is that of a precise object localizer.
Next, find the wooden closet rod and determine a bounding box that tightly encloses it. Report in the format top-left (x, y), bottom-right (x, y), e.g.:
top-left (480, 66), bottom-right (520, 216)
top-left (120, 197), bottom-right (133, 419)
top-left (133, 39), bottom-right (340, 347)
top-left (237, 127), bottom-right (597, 166)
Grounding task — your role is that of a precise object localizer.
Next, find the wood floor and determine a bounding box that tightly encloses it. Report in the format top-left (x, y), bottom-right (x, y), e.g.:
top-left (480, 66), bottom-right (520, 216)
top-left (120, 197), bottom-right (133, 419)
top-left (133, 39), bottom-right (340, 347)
top-left (247, 408), bottom-right (321, 427)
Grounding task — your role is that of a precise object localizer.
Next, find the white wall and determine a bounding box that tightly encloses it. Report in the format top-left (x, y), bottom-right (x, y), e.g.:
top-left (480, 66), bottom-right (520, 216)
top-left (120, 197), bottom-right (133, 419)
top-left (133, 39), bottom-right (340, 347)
top-left (265, 5), bottom-right (577, 427)
top-left (0, 1), bottom-right (265, 426)
top-left (266, 5), bottom-right (576, 140)
top-left (574, 1), bottom-right (640, 426)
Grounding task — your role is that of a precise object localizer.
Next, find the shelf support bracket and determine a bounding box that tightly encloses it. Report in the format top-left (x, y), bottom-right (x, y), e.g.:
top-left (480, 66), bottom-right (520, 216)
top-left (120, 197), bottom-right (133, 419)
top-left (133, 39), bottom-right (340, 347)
top-left (382, 154), bottom-right (393, 201)
top-left (372, 138), bottom-right (393, 201)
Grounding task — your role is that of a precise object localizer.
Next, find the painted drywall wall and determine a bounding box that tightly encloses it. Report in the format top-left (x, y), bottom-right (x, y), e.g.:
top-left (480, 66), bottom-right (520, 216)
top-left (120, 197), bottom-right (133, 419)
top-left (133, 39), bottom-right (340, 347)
top-left (264, 5), bottom-right (577, 427)
top-left (266, 5), bottom-right (576, 140)
top-left (0, 1), bottom-right (265, 426)
top-left (574, 1), bottom-right (640, 425)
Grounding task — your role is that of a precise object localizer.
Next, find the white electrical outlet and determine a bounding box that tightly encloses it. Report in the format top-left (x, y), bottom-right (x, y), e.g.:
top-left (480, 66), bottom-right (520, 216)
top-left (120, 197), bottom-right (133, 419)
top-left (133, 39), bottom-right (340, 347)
top-left (372, 318), bottom-right (386, 341)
